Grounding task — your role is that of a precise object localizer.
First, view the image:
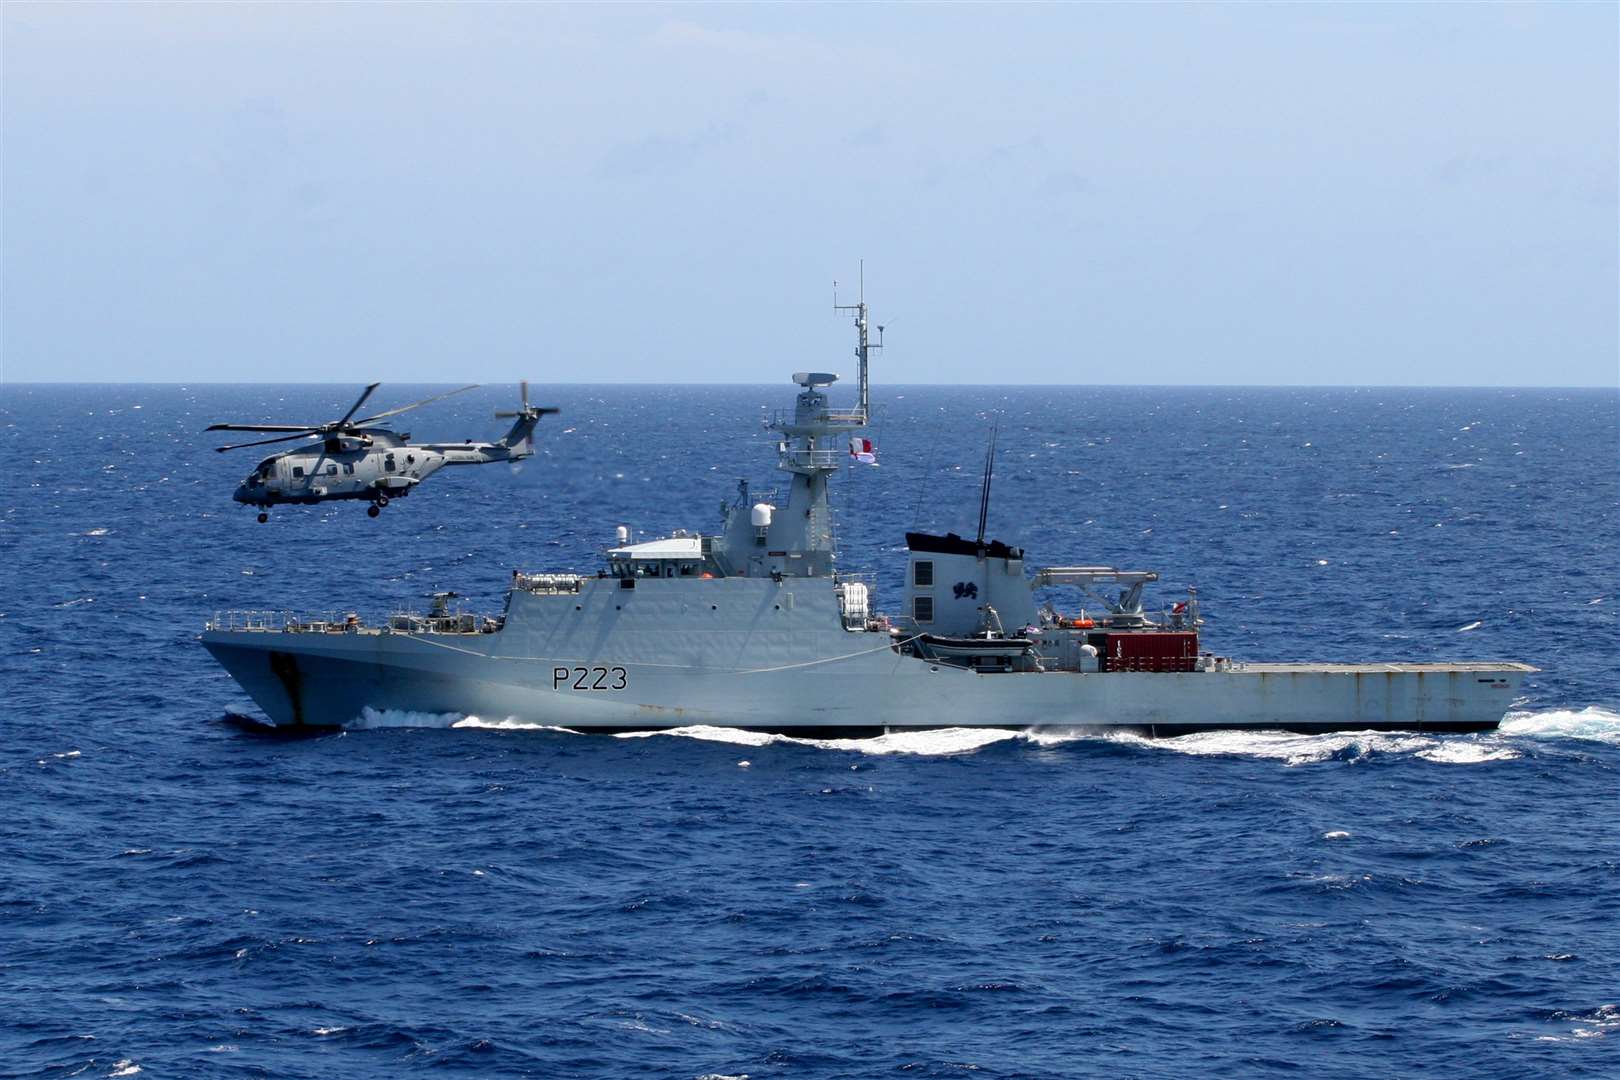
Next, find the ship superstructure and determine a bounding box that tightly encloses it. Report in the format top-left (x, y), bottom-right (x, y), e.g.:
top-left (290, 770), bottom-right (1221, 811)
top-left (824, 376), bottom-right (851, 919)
top-left (201, 290), bottom-right (1533, 733)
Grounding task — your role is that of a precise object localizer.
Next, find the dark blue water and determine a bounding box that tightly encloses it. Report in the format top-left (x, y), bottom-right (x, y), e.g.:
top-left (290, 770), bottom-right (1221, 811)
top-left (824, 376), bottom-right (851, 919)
top-left (3, 384), bottom-right (1618, 1079)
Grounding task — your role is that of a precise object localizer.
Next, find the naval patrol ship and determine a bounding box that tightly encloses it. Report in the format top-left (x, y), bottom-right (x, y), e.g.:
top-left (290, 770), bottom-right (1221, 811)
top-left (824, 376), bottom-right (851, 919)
top-left (202, 298), bottom-right (1533, 734)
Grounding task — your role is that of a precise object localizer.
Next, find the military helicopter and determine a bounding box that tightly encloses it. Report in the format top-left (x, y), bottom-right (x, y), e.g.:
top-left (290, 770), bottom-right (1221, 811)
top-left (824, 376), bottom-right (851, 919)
top-left (209, 382), bottom-right (557, 521)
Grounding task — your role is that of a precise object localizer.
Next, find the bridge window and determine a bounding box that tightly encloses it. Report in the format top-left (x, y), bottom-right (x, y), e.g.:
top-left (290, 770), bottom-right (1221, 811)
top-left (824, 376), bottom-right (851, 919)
top-left (913, 596), bottom-right (933, 623)
top-left (913, 560), bottom-right (933, 587)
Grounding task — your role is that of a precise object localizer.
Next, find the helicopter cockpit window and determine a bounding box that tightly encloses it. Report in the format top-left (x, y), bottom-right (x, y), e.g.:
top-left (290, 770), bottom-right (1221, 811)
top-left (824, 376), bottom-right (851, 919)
top-left (292, 466), bottom-right (305, 478)
top-left (326, 463), bottom-right (339, 476)
top-left (384, 456), bottom-right (396, 473)
top-left (343, 463), bottom-right (355, 475)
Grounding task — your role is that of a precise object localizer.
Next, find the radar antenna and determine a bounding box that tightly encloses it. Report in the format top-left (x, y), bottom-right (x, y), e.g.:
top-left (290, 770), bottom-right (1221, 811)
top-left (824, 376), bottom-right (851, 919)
top-left (833, 260), bottom-right (881, 424)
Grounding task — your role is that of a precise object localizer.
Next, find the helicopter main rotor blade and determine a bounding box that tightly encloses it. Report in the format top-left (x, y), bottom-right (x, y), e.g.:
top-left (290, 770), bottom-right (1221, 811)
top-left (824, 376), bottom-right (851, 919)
top-left (353, 384), bottom-right (479, 426)
top-left (205, 423), bottom-right (319, 433)
top-left (213, 431), bottom-right (319, 453)
top-left (332, 382), bottom-right (382, 428)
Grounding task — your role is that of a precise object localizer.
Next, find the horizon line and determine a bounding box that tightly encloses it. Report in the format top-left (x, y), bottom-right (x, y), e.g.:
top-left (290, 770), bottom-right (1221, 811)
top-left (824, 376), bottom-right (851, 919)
top-left (4, 380), bottom-right (1616, 391)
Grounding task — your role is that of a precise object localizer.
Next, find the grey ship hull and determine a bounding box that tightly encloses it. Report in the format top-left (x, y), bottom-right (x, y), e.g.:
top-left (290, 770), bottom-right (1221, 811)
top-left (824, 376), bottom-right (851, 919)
top-left (201, 577), bottom-right (1530, 733)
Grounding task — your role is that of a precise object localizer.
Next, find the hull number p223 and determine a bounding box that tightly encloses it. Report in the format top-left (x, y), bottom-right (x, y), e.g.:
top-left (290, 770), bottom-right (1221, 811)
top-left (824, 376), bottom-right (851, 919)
top-left (554, 666), bottom-right (628, 691)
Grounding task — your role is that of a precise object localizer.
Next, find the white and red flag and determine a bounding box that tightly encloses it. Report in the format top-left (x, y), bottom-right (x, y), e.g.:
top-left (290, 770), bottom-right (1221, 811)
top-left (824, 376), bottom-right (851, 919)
top-left (848, 436), bottom-right (877, 465)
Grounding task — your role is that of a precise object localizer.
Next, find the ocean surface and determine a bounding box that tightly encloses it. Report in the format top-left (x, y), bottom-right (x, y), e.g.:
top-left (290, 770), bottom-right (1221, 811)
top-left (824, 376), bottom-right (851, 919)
top-left (2, 383), bottom-right (1617, 1080)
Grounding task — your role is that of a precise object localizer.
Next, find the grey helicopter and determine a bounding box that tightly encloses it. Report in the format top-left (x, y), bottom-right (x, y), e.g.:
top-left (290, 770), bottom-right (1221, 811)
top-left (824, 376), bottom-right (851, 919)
top-left (209, 382), bottom-right (556, 521)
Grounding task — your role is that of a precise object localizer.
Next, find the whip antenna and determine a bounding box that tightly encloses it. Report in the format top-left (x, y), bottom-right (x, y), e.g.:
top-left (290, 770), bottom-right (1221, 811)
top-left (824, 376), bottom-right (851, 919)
top-left (976, 421), bottom-right (998, 549)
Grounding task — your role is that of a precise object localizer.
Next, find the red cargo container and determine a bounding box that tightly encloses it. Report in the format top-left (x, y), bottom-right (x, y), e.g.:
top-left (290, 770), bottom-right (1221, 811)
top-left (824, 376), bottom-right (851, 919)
top-left (1088, 631), bottom-right (1199, 672)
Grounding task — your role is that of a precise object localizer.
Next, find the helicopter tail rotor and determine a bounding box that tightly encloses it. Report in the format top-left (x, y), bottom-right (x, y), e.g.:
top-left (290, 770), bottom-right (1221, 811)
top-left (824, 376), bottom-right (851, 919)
top-left (494, 381), bottom-right (529, 419)
top-left (496, 381), bottom-right (557, 420)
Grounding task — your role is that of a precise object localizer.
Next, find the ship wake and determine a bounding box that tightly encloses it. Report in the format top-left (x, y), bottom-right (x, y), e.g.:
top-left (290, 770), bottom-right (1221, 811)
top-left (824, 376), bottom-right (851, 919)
top-left (615, 725), bottom-right (1023, 756)
top-left (317, 706), bottom-right (1620, 764)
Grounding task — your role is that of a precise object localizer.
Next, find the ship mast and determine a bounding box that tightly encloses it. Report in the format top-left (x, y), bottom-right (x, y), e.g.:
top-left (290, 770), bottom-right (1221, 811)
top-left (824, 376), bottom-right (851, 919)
top-left (713, 270), bottom-right (880, 579)
top-left (833, 260), bottom-right (882, 424)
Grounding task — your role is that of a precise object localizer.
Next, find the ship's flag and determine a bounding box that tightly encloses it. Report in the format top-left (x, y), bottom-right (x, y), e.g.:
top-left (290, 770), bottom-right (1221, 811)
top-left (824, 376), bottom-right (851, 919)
top-left (849, 436), bottom-right (877, 465)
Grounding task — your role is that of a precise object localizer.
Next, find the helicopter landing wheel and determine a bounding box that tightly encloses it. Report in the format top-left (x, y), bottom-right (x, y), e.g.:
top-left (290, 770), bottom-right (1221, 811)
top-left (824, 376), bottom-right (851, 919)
top-left (367, 504), bottom-right (381, 518)
top-left (376, 494), bottom-right (390, 507)
top-left (257, 512), bottom-right (269, 523)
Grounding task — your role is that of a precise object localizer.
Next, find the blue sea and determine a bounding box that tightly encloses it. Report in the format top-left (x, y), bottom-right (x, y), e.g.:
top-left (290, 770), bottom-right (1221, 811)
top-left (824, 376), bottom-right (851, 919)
top-left (3, 383), bottom-right (1617, 1079)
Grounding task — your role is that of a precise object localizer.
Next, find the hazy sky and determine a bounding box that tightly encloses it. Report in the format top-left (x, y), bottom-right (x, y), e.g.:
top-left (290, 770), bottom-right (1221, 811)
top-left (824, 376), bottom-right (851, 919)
top-left (3, 3), bottom-right (1616, 386)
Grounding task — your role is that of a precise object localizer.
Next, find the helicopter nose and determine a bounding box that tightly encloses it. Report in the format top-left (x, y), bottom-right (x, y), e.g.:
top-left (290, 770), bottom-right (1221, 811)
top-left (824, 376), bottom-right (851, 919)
top-left (233, 483), bottom-right (252, 503)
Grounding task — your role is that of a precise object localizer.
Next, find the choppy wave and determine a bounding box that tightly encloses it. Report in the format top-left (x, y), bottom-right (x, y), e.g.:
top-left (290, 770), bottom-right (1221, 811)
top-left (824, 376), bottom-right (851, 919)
top-left (1500, 706), bottom-right (1620, 745)
top-left (10, 385), bottom-right (1618, 1079)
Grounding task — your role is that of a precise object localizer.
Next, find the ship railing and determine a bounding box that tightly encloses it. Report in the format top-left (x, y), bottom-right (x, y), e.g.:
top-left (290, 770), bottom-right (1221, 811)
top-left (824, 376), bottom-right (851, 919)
top-left (512, 572), bottom-right (585, 595)
top-left (778, 448), bottom-right (841, 470)
top-left (384, 610), bottom-right (501, 635)
top-left (207, 610), bottom-right (373, 633)
top-left (769, 407), bottom-right (868, 429)
top-left (207, 608), bottom-right (501, 635)
top-left (207, 609), bottom-right (297, 632)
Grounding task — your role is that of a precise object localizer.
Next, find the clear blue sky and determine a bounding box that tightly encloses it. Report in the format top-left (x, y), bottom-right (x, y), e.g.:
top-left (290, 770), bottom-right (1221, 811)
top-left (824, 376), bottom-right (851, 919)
top-left (3, 3), bottom-right (1615, 386)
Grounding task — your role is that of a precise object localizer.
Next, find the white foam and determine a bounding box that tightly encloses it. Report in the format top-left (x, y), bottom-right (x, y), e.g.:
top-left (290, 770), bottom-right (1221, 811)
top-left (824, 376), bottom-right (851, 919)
top-left (802, 727), bottom-right (1023, 755)
top-left (355, 707), bottom-right (1620, 760)
top-left (354, 707), bottom-right (467, 729)
top-left (1323, 830), bottom-right (1351, 840)
top-left (1501, 706), bottom-right (1620, 746)
top-left (1416, 741), bottom-right (1519, 764)
top-left (616, 725), bottom-right (783, 747)
top-left (1090, 729), bottom-right (1514, 767)
top-left (108, 1063), bottom-right (141, 1078)
top-left (451, 716), bottom-right (574, 734)
top-left (1456, 620), bottom-right (1483, 632)
top-left (615, 724), bottom-right (1021, 756)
